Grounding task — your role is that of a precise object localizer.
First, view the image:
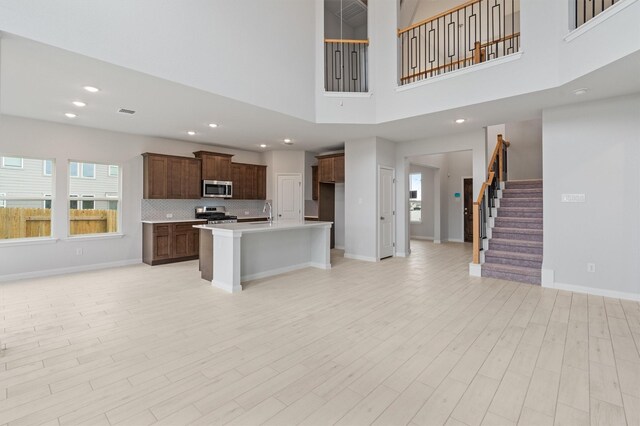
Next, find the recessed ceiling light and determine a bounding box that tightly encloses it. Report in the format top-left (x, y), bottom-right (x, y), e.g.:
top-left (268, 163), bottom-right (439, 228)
top-left (283, 138), bottom-right (292, 143)
top-left (259, 144), bottom-right (267, 148)
top-left (65, 113), bottom-right (77, 118)
top-left (187, 131), bottom-right (196, 136)
top-left (208, 123), bottom-right (218, 128)
top-left (83, 86), bottom-right (100, 93)
top-left (455, 118), bottom-right (466, 124)
top-left (72, 101), bottom-right (86, 107)
top-left (573, 88), bottom-right (588, 96)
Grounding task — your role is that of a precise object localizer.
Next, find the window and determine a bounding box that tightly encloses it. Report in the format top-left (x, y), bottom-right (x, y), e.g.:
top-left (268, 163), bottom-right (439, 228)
top-left (43, 160), bottom-right (53, 176)
top-left (69, 162), bottom-right (120, 236)
top-left (69, 162), bottom-right (96, 178)
top-left (409, 173), bottom-right (422, 223)
top-left (2, 157), bottom-right (23, 169)
top-left (0, 156), bottom-right (54, 240)
top-left (82, 163), bottom-right (95, 178)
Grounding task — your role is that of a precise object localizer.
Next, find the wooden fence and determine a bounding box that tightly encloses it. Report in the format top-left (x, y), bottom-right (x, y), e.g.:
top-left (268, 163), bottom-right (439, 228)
top-left (0, 208), bottom-right (118, 239)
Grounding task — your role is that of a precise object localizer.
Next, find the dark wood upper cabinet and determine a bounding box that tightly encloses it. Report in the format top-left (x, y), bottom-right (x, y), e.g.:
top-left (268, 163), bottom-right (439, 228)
top-left (167, 157), bottom-right (185, 199)
top-left (183, 158), bottom-right (202, 199)
top-left (143, 154), bottom-right (168, 199)
top-left (231, 163), bottom-right (244, 199)
top-left (311, 165), bottom-right (318, 201)
top-left (194, 151), bottom-right (233, 181)
top-left (231, 163), bottom-right (266, 200)
top-left (143, 153), bottom-right (202, 199)
top-left (256, 165), bottom-right (266, 200)
top-left (316, 153), bottom-right (344, 183)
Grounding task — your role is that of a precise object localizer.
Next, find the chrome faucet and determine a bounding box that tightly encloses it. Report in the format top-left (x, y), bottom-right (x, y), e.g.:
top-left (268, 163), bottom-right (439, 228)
top-left (263, 201), bottom-right (273, 223)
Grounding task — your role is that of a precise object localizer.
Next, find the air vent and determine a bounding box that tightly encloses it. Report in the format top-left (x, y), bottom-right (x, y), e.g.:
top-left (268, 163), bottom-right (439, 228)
top-left (118, 108), bottom-right (136, 115)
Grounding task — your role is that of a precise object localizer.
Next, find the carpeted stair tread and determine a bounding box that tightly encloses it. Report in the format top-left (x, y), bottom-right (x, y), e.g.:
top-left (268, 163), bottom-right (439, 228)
top-left (506, 180), bottom-right (543, 188)
top-left (493, 227), bottom-right (543, 235)
top-left (484, 250), bottom-right (542, 262)
top-left (495, 217), bottom-right (543, 229)
top-left (489, 238), bottom-right (542, 248)
top-left (482, 262), bottom-right (541, 277)
top-left (502, 188), bottom-right (543, 198)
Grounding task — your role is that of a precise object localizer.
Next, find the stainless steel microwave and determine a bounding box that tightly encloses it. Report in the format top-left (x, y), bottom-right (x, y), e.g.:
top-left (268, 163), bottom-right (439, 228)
top-left (202, 180), bottom-right (233, 198)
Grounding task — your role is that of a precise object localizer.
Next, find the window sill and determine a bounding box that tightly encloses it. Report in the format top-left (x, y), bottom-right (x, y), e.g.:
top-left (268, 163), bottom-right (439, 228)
top-left (63, 233), bottom-right (125, 242)
top-left (0, 237), bottom-right (59, 247)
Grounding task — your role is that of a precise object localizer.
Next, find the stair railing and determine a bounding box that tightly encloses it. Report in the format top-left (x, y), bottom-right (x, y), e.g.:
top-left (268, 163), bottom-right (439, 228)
top-left (398, 0), bottom-right (520, 85)
top-left (472, 134), bottom-right (510, 264)
top-left (575, 0), bottom-right (620, 28)
top-left (325, 39), bottom-right (369, 93)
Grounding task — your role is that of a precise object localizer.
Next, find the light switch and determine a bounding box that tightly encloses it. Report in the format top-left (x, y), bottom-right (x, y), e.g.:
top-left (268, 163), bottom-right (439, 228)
top-left (561, 194), bottom-right (586, 203)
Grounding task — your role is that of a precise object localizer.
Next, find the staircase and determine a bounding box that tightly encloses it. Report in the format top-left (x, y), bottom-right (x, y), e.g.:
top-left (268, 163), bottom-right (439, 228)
top-left (481, 180), bottom-right (543, 285)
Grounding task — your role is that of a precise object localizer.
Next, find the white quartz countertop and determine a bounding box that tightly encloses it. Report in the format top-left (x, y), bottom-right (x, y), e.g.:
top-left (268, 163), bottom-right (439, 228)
top-left (194, 220), bottom-right (332, 235)
top-left (142, 219), bottom-right (207, 224)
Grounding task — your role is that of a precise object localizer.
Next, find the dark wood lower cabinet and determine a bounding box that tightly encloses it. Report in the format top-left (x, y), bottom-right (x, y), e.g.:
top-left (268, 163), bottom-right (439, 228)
top-left (143, 222), bottom-right (201, 265)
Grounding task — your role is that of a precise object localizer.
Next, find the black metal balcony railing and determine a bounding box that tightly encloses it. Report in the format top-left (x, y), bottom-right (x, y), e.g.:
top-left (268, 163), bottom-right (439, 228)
top-left (324, 39), bottom-right (369, 93)
top-left (398, 0), bottom-right (520, 85)
top-left (575, 0), bottom-right (620, 28)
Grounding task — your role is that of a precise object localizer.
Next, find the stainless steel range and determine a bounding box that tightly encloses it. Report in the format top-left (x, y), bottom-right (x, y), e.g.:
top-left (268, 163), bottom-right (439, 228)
top-left (195, 206), bottom-right (237, 224)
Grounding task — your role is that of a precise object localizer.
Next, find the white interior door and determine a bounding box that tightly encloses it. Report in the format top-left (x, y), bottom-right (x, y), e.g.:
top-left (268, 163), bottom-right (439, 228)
top-left (379, 167), bottom-right (395, 259)
top-left (277, 174), bottom-right (302, 222)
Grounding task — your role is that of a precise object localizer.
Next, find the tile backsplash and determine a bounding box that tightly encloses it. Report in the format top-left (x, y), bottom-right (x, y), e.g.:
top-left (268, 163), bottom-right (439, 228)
top-left (141, 199), bottom-right (269, 221)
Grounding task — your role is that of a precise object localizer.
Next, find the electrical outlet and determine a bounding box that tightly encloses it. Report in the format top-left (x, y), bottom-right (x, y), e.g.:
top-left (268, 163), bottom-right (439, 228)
top-left (75, 248), bottom-right (83, 256)
top-left (244, 211), bottom-right (250, 215)
top-left (587, 263), bottom-right (596, 273)
top-left (166, 213), bottom-right (173, 219)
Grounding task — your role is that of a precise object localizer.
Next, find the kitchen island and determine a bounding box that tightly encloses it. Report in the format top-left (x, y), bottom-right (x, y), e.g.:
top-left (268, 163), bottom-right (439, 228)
top-left (194, 221), bottom-right (332, 293)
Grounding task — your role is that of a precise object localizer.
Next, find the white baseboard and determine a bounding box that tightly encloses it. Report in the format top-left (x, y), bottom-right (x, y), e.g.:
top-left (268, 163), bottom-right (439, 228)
top-left (446, 239), bottom-right (465, 243)
top-left (0, 259), bottom-right (143, 283)
top-left (542, 268), bottom-right (639, 301)
top-left (410, 236), bottom-right (434, 241)
top-left (469, 262), bottom-right (482, 277)
top-left (242, 262), bottom-right (326, 282)
top-left (334, 245), bottom-right (345, 250)
top-left (433, 240), bottom-right (442, 244)
top-left (396, 252), bottom-right (408, 257)
top-left (344, 253), bottom-right (377, 262)
top-left (545, 281), bottom-right (640, 302)
top-left (212, 279), bottom-right (242, 294)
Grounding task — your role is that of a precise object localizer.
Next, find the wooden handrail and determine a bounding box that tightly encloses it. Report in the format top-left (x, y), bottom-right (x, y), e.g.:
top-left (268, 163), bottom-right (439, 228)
top-left (324, 39), bottom-right (369, 45)
top-left (400, 56), bottom-right (474, 82)
top-left (399, 33), bottom-right (521, 82)
top-left (480, 32), bottom-right (520, 48)
top-left (398, 0), bottom-right (482, 36)
top-left (472, 134), bottom-right (510, 264)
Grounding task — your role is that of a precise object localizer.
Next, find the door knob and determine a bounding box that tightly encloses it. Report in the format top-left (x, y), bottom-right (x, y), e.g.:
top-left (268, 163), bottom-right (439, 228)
top-left (380, 216), bottom-right (385, 220)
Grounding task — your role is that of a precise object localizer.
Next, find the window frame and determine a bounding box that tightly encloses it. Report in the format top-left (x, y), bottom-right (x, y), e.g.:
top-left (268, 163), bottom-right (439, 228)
top-left (0, 156), bottom-right (55, 242)
top-left (409, 172), bottom-right (422, 224)
top-left (43, 160), bottom-right (53, 176)
top-left (108, 165), bottom-right (119, 177)
top-left (67, 162), bottom-right (122, 237)
top-left (69, 161), bottom-right (97, 179)
top-left (2, 156), bottom-right (24, 169)
top-left (81, 163), bottom-right (96, 179)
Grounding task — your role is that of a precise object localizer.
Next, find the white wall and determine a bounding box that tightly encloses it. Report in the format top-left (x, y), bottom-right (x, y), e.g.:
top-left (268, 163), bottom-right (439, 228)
top-left (0, 114), bottom-right (263, 280)
top-left (542, 94), bottom-right (640, 300)
top-left (264, 150), bottom-right (306, 219)
top-left (0, 0), bottom-right (317, 121)
top-left (334, 183), bottom-right (345, 249)
top-left (444, 150), bottom-right (473, 242)
top-left (505, 118), bottom-right (543, 180)
top-left (409, 164), bottom-right (436, 240)
top-left (344, 137), bottom-right (377, 260)
top-left (396, 130), bottom-right (486, 255)
top-left (410, 151), bottom-right (472, 243)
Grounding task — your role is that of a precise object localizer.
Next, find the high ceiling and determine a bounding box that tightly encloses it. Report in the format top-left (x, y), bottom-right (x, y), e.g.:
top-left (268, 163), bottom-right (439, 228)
top-left (1, 33), bottom-right (639, 153)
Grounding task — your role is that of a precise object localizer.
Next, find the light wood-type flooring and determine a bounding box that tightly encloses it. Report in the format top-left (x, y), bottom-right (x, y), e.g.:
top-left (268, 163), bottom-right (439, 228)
top-left (0, 241), bottom-right (639, 425)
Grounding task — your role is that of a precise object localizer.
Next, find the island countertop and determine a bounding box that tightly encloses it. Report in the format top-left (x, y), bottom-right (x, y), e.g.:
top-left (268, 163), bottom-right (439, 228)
top-left (193, 220), bottom-right (332, 235)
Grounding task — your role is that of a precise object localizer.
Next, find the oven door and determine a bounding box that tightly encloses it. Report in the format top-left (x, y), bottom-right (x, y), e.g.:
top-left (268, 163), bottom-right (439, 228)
top-left (203, 180), bottom-right (232, 198)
